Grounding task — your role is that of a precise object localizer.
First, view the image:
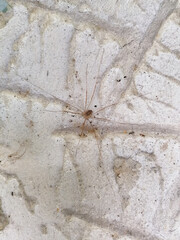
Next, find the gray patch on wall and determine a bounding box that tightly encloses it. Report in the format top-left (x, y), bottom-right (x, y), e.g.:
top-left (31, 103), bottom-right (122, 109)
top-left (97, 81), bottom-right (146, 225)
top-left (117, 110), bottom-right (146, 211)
top-left (0, 0), bottom-right (8, 13)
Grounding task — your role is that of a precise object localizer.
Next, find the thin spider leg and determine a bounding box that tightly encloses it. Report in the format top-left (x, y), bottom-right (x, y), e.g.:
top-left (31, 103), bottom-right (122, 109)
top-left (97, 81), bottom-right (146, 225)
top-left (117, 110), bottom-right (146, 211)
top-left (87, 119), bottom-right (94, 129)
top-left (14, 72), bottom-right (83, 113)
top-left (93, 116), bottom-right (134, 133)
top-left (84, 64), bottom-right (88, 110)
top-left (94, 116), bottom-right (112, 122)
top-left (41, 109), bottom-right (82, 115)
top-left (94, 116), bottom-right (127, 126)
top-left (86, 119), bottom-right (97, 134)
top-left (87, 123), bottom-right (116, 197)
top-left (65, 137), bottom-right (85, 199)
top-left (87, 49), bottom-right (105, 110)
top-left (94, 102), bottom-right (118, 114)
top-left (80, 119), bottom-right (87, 136)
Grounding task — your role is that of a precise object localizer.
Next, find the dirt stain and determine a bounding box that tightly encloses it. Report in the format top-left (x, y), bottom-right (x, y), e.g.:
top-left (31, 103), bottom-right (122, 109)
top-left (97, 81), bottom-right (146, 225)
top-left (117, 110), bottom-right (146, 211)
top-left (0, 199), bottom-right (9, 231)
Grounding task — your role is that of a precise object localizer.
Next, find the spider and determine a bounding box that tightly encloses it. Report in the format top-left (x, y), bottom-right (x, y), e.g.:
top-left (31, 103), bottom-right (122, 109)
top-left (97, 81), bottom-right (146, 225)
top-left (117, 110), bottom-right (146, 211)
top-left (15, 49), bottom-right (121, 139)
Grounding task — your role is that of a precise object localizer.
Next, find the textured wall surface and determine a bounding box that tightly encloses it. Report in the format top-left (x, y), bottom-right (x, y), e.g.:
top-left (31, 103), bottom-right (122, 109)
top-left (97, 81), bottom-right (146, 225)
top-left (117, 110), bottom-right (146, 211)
top-left (0, 0), bottom-right (180, 239)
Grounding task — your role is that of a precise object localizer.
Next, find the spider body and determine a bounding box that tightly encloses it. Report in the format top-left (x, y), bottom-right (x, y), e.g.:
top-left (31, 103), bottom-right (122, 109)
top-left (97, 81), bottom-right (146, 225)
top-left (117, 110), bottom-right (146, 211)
top-left (82, 110), bottom-right (93, 119)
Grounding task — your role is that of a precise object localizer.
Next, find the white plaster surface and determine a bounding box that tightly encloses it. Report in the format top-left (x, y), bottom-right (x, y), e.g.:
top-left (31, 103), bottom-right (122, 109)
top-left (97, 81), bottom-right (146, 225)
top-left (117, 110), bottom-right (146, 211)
top-left (0, 0), bottom-right (180, 240)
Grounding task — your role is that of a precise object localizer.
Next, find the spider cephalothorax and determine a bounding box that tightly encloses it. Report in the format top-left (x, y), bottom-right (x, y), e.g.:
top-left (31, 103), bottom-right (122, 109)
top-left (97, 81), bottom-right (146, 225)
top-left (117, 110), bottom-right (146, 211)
top-left (82, 110), bottom-right (93, 119)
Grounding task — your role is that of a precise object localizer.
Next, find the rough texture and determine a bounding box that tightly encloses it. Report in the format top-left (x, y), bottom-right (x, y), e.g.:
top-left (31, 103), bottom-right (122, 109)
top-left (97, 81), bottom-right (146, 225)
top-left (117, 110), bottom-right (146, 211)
top-left (0, 0), bottom-right (180, 239)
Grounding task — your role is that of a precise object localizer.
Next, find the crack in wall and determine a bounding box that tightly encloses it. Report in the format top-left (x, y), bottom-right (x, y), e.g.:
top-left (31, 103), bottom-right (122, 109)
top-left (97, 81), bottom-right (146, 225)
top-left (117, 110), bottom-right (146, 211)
top-left (62, 208), bottom-right (164, 240)
top-left (0, 170), bottom-right (37, 213)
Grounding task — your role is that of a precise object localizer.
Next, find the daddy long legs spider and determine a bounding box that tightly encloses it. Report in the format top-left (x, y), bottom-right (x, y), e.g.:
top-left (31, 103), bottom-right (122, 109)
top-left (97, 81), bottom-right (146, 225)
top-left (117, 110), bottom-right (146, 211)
top-left (10, 42), bottom-right (129, 139)
top-left (5, 43), bottom-right (129, 218)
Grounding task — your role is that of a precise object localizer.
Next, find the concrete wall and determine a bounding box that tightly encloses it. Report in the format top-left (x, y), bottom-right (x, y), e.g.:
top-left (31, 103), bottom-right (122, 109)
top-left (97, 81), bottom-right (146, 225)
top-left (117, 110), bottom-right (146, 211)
top-left (0, 0), bottom-right (180, 239)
